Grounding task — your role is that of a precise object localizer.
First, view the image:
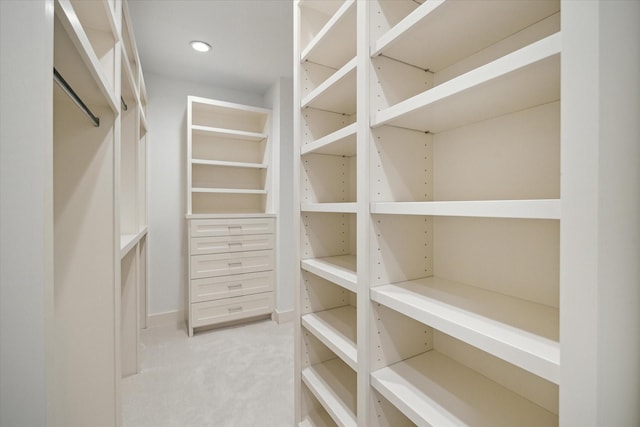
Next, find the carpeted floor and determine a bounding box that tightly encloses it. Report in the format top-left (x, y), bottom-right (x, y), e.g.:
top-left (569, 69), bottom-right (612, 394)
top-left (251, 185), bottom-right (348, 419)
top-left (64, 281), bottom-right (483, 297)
top-left (122, 318), bottom-right (294, 427)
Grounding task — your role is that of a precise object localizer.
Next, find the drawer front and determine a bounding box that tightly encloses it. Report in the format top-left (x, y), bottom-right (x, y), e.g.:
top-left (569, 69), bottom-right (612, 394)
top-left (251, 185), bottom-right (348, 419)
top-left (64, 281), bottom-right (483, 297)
top-left (191, 234), bottom-right (275, 255)
top-left (190, 250), bottom-right (274, 279)
top-left (190, 292), bottom-right (273, 327)
top-left (190, 218), bottom-right (274, 237)
top-left (191, 271), bottom-right (274, 303)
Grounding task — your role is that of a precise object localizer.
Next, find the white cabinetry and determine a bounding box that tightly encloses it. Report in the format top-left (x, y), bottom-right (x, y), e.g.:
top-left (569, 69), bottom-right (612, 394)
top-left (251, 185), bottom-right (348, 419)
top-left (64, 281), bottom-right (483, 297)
top-left (186, 96), bottom-right (276, 336)
top-left (294, 1), bottom-right (571, 425)
top-left (51, 0), bottom-right (148, 423)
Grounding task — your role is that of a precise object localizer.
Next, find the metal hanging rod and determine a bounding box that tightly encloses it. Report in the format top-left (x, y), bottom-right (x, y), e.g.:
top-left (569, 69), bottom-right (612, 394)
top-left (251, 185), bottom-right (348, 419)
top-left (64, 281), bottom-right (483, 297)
top-left (121, 96), bottom-right (128, 111)
top-left (53, 67), bottom-right (100, 127)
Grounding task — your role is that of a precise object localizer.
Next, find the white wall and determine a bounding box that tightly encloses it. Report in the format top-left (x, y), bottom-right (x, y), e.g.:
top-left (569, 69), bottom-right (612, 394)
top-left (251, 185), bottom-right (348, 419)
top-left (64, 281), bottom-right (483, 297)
top-left (265, 77), bottom-right (295, 313)
top-left (146, 72), bottom-right (266, 317)
top-left (0, 1), bottom-right (53, 424)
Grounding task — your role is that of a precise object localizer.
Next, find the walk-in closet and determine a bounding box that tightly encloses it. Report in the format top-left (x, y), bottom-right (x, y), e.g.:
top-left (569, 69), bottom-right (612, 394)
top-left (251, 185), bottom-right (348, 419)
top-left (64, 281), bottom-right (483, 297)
top-left (1, 0), bottom-right (638, 426)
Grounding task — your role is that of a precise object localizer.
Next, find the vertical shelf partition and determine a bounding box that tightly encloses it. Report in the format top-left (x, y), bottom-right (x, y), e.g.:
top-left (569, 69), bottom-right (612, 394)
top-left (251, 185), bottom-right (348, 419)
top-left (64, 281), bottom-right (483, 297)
top-left (295, 0), bottom-right (561, 425)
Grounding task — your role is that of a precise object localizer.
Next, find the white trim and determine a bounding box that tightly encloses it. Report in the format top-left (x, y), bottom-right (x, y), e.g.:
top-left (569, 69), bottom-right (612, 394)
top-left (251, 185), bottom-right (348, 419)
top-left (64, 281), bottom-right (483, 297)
top-left (147, 310), bottom-right (186, 328)
top-left (273, 309), bottom-right (295, 324)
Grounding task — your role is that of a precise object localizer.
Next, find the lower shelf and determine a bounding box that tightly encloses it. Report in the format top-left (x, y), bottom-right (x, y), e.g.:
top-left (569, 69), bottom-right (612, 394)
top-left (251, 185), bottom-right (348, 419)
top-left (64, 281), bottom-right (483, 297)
top-left (299, 410), bottom-right (337, 427)
top-left (302, 358), bottom-right (357, 427)
top-left (371, 351), bottom-right (557, 427)
top-left (302, 306), bottom-right (357, 370)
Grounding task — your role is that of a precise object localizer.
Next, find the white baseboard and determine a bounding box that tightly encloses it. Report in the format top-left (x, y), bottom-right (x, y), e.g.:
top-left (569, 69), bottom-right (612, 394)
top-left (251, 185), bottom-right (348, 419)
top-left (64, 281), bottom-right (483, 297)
top-left (147, 310), bottom-right (186, 328)
top-left (273, 308), bottom-right (294, 324)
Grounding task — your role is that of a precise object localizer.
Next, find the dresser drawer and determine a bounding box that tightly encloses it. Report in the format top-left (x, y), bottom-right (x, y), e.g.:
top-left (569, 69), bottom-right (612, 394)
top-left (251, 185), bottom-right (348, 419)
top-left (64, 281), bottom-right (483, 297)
top-left (190, 250), bottom-right (274, 279)
top-left (190, 292), bottom-right (273, 327)
top-left (190, 234), bottom-right (274, 255)
top-left (190, 218), bottom-right (274, 237)
top-left (190, 271), bottom-right (273, 303)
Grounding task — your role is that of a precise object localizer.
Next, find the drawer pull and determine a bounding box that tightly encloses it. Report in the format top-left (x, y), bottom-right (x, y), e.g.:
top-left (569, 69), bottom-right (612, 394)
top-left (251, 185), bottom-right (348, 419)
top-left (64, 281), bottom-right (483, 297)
top-left (228, 306), bottom-right (242, 313)
top-left (229, 242), bottom-right (243, 248)
top-left (228, 262), bottom-right (242, 268)
top-left (229, 225), bottom-right (242, 233)
top-left (228, 283), bottom-right (242, 290)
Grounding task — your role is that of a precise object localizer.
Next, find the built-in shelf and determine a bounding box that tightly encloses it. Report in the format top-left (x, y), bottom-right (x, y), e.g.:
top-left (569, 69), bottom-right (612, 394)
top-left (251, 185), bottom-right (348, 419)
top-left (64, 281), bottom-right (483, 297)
top-left (301, 203), bottom-right (357, 214)
top-left (371, 351), bottom-right (557, 427)
top-left (301, 255), bottom-right (357, 293)
top-left (371, 0), bottom-right (559, 72)
top-left (55, 0), bottom-right (119, 112)
top-left (371, 277), bottom-right (559, 383)
top-left (370, 199), bottom-right (560, 220)
top-left (301, 123), bottom-right (357, 157)
top-left (302, 306), bottom-right (357, 370)
top-left (120, 228), bottom-right (148, 258)
top-left (191, 188), bottom-right (267, 195)
top-left (372, 33), bottom-right (561, 133)
top-left (192, 159), bottom-right (267, 169)
top-left (299, 410), bottom-right (336, 427)
top-left (302, 57), bottom-right (357, 115)
top-left (302, 359), bottom-right (357, 427)
top-left (301, 0), bottom-right (356, 69)
top-left (191, 125), bottom-right (267, 141)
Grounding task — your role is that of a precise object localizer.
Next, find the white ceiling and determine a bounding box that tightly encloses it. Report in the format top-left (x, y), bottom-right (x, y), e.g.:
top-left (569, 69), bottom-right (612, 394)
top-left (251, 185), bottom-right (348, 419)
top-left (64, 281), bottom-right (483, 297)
top-left (127, 0), bottom-right (293, 94)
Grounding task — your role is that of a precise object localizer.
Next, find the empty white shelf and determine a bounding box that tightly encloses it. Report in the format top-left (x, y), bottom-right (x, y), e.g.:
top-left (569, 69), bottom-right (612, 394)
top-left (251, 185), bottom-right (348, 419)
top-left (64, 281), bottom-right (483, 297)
top-left (372, 33), bottom-right (561, 133)
top-left (120, 227), bottom-right (148, 258)
top-left (371, 277), bottom-right (559, 383)
top-left (302, 359), bottom-right (357, 427)
top-left (301, 203), bottom-right (357, 214)
top-left (371, 351), bottom-right (557, 427)
top-left (191, 188), bottom-right (267, 195)
top-left (191, 125), bottom-right (267, 141)
top-left (302, 306), bottom-right (357, 370)
top-left (302, 123), bottom-right (357, 157)
top-left (299, 410), bottom-right (336, 427)
top-left (371, 0), bottom-right (560, 72)
top-left (301, 0), bottom-right (356, 69)
top-left (302, 57), bottom-right (357, 115)
top-left (301, 255), bottom-right (357, 293)
top-left (192, 159), bottom-right (267, 169)
top-left (370, 199), bottom-right (560, 220)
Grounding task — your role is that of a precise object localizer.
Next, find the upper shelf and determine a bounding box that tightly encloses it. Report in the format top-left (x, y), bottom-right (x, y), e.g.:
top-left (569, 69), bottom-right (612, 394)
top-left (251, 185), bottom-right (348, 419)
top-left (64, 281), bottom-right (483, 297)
top-left (371, 277), bottom-right (560, 384)
top-left (301, 0), bottom-right (356, 70)
top-left (302, 123), bottom-right (357, 157)
top-left (55, 0), bottom-right (119, 112)
top-left (191, 125), bottom-right (267, 142)
top-left (370, 199), bottom-right (560, 220)
top-left (192, 159), bottom-right (267, 169)
top-left (371, 351), bottom-right (557, 427)
top-left (301, 255), bottom-right (357, 294)
top-left (302, 57), bottom-right (357, 116)
top-left (190, 96), bottom-right (270, 134)
top-left (371, 33), bottom-right (560, 133)
top-left (302, 203), bottom-right (357, 214)
top-left (371, 0), bottom-right (560, 73)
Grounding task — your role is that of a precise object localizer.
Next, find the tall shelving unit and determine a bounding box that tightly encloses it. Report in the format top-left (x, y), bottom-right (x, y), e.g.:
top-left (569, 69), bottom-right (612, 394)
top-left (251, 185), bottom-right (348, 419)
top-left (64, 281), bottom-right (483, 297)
top-left (186, 96), bottom-right (277, 336)
top-left (52, 0), bottom-right (148, 423)
top-left (295, 1), bottom-right (562, 425)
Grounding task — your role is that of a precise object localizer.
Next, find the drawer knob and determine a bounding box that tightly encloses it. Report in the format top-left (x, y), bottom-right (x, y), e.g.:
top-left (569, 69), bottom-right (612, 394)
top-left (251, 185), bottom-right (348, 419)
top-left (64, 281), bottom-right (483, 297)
top-left (228, 283), bottom-right (242, 290)
top-left (228, 306), bottom-right (242, 313)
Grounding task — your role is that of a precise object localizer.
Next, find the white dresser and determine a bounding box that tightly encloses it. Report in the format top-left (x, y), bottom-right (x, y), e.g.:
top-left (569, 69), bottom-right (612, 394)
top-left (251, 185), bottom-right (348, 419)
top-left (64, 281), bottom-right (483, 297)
top-left (187, 216), bottom-right (275, 336)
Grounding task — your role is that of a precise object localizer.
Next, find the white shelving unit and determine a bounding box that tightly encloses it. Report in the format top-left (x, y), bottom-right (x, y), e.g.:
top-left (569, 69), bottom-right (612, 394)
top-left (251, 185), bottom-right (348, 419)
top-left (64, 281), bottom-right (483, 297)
top-left (186, 96), bottom-right (277, 335)
top-left (51, 0), bottom-right (148, 423)
top-left (295, 0), bottom-right (564, 425)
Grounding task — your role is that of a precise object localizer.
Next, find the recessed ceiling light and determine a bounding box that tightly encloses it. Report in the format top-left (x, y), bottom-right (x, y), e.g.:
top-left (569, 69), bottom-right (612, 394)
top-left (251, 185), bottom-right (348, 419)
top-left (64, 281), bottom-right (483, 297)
top-left (190, 40), bottom-right (212, 53)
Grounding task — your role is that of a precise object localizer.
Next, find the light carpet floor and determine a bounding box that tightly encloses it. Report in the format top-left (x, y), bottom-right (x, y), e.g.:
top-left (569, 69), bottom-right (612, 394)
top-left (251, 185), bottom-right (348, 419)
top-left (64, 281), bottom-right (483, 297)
top-left (122, 319), bottom-right (294, 427)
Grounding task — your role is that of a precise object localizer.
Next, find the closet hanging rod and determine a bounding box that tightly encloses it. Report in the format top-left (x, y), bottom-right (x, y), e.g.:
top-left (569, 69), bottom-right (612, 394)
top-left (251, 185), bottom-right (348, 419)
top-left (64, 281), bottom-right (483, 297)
top-left (121, 97), bottom-right (128, 111)
top-left (53, 68), bottom-right (100, 127)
